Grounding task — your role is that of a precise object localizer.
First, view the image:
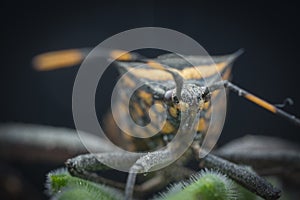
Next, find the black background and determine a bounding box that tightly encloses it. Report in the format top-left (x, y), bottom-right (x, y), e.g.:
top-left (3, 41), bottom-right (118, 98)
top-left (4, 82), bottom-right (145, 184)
top-left (1, 0), bottom-right (300, 199)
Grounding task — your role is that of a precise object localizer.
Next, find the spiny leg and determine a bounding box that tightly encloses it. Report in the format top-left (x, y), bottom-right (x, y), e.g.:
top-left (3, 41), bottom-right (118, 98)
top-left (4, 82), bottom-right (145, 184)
top-left (125, 149), bottom-right (174, 200)
top-left (122, 148), bottom-right (195, 198)
top-left (193, 144), bottom-right (281, 200)
top-left (213, 135), bottom-right (300, 181)
top-left (66, 152), bottom-right (142, 190)
top-left (65, 152), bottom-right (184, 197)
top-left (206, 80), bottom-right (300, 126)
top-left (66, 151), bottom-right (192, 194)
top-left (214, 135), bottom-right (300, 172)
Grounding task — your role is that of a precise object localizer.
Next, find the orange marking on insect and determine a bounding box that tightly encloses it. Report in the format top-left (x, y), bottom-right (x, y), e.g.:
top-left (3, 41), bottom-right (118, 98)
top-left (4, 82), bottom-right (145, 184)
top-left (122, 76), bottom-right (136, 87)
top-left (149, 107), bottom-right (158, 121)
top-left (181, 62), bottom-right (228, 80)
top-left (197, 118), bottom-right (208, 132)
top-left (32, 49), bottom-right (84, 71)
top-left (147, 60), bottom-right (166, 70)
top-left (221, 67), bottom-right (232, 80)
top-left (125, 67), bottom-right (174, 80)
top-left (132, 102), bottom-right (144, 117)
top-left (169, 107), bottom-right (178, 118)
top-left (161, 121), bottom-right (175, 134)
top-left (245, 94), bottom-right (276, 113)
top-left (110, 50), bottom-right (133, 61)
top-left (154, 102), bottom-right (165, 113)
top-left (127, 61), bottom-right (229, 81)
top-left (203, 101), bottom-right (211, 110)
top-left (179, 102), bottom-right (190, 112)
top-left (138, 91), bottom-right (153, 105)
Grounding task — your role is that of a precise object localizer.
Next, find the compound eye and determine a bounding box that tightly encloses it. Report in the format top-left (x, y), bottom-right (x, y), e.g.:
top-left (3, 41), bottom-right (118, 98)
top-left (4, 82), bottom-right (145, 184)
top-left (164, 90), bottom-right (173, 103)
top-left (164, 90), bottom-right (180, 104)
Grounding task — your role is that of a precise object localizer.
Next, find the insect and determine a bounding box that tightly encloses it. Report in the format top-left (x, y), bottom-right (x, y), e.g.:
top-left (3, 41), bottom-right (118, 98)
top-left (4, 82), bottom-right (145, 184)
top-left (33, 48), bottom-right (300, 200)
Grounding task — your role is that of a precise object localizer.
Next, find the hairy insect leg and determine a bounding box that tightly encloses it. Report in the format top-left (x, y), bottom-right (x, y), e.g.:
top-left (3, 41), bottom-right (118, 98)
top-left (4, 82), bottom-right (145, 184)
top-left (66, 152), bottom-right (142, 190)
top-left (213, 135), bottom-right (300, 176)
top-left (193, 144), bottom-right (281, 200)
top-left (66, 152), bottom-right (191, 198)
top-left (125, 149), bottom-right (174, 200)
top-left (207, 80), bottom-right (300, 127)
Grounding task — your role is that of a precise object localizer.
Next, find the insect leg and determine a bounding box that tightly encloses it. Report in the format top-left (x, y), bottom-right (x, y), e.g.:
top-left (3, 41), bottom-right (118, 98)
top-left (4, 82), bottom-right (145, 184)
top-left (213, 135), bottom-right (300, 177)
top-left (193, 144), bottom-right (281, 200)
top-left (66, 152), bottom-right (189, 197)
top-left (125, 149), bottom-right (174, 200)
top-left (132, 165), bottom-right (195, 198)
top-left (207, 80), bottom-right (300, 127)
top-left (66, 153), bottom-right (142, 190)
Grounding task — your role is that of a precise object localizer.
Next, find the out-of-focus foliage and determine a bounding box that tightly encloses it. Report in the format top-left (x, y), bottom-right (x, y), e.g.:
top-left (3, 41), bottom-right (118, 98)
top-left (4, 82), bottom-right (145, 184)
top-left (47, 169), bottom-right (259, 200)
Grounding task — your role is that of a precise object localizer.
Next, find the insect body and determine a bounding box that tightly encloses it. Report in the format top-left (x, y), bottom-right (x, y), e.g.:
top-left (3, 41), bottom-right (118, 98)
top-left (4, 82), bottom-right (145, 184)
top-left (106, 52), bottom-right (238, 152)
top-left (33, 48), bottom-right (300, 200)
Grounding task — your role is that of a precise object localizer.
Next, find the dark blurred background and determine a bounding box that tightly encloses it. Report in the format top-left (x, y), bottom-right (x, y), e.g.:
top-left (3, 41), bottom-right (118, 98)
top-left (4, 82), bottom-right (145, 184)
top-left (1, 0), bottom-right (299, 199)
